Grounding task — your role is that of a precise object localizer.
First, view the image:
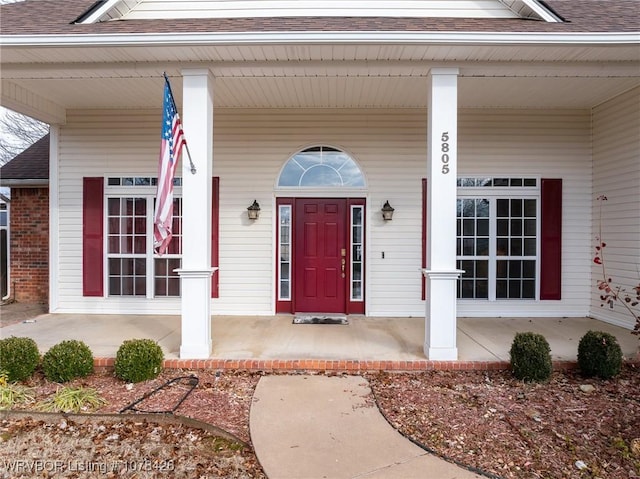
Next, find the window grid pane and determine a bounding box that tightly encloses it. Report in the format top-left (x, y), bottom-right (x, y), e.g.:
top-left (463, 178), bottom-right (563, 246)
top-left (456, 198), bottom-right (489, 299)
top-left (153, 198), bottom-right (182, 297)
top-left (351, 206), bottom-right (364, 301)
top-left (106, 195), bottom-right (182, 298)
top-left (278, 146), bottom-right (366, 187)
top-left (278, 205), bottom-right (292, 300)
top-left (107, 198), bottom-right (147, 255)
top-left (495, 197), bottom-right (537, 297)
top-left (457, 190), bottom-right (539, 301)
top-left (457, 259), bottom-right (489, 299)
top-left (154, 258), bottom-right (181, 297)
top-left (108, 258), bottom-right (146, 296)
top-left (457, 177), bottom-right (537, 188)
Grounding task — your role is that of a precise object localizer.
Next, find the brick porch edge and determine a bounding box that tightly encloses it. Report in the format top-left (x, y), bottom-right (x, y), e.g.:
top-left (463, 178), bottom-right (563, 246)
top-left (93, 357), bottom-right (590, 372)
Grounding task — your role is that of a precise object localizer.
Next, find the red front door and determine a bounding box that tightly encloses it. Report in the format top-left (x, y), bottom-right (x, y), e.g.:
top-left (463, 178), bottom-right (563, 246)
top-left (295, 198), bottom-right (347, 313)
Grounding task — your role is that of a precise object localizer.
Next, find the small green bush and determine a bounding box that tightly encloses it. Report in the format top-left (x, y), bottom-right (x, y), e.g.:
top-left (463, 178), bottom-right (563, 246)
top-left (510, 332), bottom-right (553, 383)
top-left (114, 339), bottom-right (164, 383)
top-left (578, 330), bottom-right (623, 379)
top-left (42, 340), bottom-right (94, 383)
top-left (0, 336), bottom-right (40, 382)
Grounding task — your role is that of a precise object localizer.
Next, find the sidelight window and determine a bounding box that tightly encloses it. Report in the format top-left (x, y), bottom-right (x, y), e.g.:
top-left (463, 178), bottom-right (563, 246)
top-left (278, 204), bottom-right (292, 301)
top-left (351, 205), bottom-right (364, 301)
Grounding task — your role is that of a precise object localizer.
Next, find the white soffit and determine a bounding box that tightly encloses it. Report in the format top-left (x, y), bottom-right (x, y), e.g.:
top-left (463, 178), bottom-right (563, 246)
top-left (78, 0), bottom-right (560, 23)
top-left (3, 76), bottom-right (638, 111)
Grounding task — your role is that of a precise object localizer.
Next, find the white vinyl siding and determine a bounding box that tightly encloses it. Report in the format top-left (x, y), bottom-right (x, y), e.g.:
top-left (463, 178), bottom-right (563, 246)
top-left (54, 108), bottom-right (592, 318)
top-left (591, 87), bottom-right (640, 329)
top-left (123, 0), bottom-right (519, 20)
top-left (456, 110), bottom-right (592, 317)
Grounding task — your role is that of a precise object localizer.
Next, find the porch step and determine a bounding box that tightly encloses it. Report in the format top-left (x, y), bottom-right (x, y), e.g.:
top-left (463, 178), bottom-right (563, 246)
top-left (293, 314), bottom-right (349, 325)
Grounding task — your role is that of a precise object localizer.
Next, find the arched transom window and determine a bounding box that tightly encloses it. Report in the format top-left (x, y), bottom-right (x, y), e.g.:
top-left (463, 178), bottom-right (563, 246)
top-left (278, 146), bottom-right (366, 188)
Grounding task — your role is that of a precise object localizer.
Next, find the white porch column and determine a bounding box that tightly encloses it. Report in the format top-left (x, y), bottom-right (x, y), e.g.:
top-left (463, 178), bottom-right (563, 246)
top-left (178, 68), bottom-right (214, 359)
top-left (423, 68), bottom-right (463, 360)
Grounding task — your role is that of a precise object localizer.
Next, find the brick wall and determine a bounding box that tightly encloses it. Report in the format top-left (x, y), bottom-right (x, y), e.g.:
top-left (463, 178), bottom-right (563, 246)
top-left (9, 187), bottom-right (49, 305)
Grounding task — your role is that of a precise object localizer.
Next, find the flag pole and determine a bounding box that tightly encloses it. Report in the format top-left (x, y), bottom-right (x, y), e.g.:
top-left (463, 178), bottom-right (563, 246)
top-left (163, 72), bottom-right (197, 175)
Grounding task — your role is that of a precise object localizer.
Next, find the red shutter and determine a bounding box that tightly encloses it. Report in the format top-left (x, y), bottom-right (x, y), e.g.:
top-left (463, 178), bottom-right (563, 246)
top-left (211, 177), bottom-right (220, 298)
top-left (82, 177), bottom-right (104, 296)
top-left (540, 178), bottom-right (562, 300)
top-left (422, 178), bottom-right (427, 300)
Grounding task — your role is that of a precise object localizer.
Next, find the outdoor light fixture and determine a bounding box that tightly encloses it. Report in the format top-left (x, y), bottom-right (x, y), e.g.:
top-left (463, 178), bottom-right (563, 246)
top-left (381, 201), bottom-right (395, 221)
top-left (247, 200), bottom-right (261, 220)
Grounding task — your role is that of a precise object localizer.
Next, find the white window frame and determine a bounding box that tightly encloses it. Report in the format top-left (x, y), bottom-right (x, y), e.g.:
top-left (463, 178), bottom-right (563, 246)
top-left (104, 178), bottom-right (182, 298)
top-left (350, 204), bottom-right (364, 302)
top-left (278, 204), bottom-right (292, 301)
top-left (457, 177), bottom-right (540, 301)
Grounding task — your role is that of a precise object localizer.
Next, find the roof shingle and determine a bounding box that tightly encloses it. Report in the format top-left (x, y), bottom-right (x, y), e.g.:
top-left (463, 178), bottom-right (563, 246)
top-left (0, 0), bottom-right (638, 35)
top-left (0, 134), bottom-right (50, 184)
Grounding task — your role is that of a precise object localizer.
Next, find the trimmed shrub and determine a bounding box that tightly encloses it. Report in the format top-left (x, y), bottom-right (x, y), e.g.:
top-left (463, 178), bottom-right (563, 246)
top-left (509, 332), bottom-right (553, 383)
top-left (114, 339), bottom-right (164, 383)
top-left (42, 340), bottom-right (94, 383)
top-left (578, 330), bottom-right (623, 379)
top-left (0, 336), bottom-right (40, 382)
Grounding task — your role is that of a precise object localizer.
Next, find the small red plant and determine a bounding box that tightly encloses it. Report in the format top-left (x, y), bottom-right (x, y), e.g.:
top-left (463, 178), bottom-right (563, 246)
top-left (593, 195), bottom-right (640, 335)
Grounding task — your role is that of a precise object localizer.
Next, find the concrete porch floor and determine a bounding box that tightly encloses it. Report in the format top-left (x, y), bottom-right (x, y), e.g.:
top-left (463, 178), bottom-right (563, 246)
top-left (0, 310), bottom-right (637, 364)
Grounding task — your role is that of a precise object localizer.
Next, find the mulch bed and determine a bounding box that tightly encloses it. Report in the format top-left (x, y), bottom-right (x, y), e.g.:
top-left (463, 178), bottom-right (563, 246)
top-left (368, 365), bottom-right (640, 479)
top-left (2, 366), bottom-right (639, 478)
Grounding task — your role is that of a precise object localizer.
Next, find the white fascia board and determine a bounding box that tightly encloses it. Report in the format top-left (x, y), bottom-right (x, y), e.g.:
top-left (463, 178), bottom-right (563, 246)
top-left (0, 180), bottom-right (49, 187)
top-left (1, 31), bottom-right (638, 46)
top-left (518, 0), bottom-right (563, 23)
top-left (78, 0), bottom-right (123, 24)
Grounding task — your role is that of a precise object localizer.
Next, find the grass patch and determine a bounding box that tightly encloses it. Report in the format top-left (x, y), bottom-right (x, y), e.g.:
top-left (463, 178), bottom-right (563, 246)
top-left (0, 383), bottom-right (35, 410)
top-left (37, 386), bottom-right (107, 413)
top-left (202, 435), bottom-right (245, 453)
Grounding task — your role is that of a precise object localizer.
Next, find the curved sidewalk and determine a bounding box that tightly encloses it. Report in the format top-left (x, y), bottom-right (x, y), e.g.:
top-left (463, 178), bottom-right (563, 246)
top-left (250, 375), bottom-right (483, 479)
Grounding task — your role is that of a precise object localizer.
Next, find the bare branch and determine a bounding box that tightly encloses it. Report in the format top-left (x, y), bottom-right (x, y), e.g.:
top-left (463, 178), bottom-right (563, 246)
top-left (0, 109), bottom-right (49, 166)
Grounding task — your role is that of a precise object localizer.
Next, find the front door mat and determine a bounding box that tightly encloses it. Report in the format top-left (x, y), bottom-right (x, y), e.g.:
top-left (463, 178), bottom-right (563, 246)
top-left (293, 314), bottom-right (348, 325)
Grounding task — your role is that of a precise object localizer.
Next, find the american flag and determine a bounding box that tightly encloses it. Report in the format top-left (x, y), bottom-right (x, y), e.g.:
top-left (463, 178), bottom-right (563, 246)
top-left (154, 77), bottom-right (186, 255)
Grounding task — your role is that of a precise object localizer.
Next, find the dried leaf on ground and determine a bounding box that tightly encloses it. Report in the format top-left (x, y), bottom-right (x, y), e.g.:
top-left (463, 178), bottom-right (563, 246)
top-left (4, 366), bottom-right (640, 479)
top-left (368, 366), bottom-right (640, 479)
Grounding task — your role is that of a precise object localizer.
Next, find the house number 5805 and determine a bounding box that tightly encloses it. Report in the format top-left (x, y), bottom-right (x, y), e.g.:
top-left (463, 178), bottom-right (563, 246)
top-left (441, 132), bottom-right (450, 174)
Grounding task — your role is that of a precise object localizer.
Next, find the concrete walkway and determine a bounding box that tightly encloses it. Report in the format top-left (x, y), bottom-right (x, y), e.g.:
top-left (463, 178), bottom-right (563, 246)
top-left (250, 375), bottom-right (482, 479)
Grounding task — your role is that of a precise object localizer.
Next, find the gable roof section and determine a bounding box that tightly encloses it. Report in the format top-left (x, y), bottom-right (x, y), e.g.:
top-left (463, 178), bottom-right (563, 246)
top-left (500, 0), bottom-right (563, 21)
top-left (0, 0), bottom-right (637, 34)
top-left (75, 0), bottom-right (139, 24)
top-left (0, 134), bottom-right (50, 187)
top-left (76, 0), bottom-right (561, 23)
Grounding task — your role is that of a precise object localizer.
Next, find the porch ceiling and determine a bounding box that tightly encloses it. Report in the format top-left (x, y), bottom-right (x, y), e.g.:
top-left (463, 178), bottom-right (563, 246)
top-left (2, 75), bottom-right (638, 112)
top-left (1, 42), bottom-right (639, 117)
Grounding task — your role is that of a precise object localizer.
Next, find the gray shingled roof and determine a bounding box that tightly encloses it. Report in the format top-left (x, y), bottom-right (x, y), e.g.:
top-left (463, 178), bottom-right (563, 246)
top-left (0, 0), bottom-right (638, 35)
top-left (0, 134), bottom-right (49, 186)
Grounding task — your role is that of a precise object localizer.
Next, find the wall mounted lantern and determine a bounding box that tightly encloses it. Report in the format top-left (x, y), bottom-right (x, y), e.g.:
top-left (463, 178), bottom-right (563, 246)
top-left (247, 200), bottom-right (261, 220)
top-left (381, 201), bottom-right (395, 221)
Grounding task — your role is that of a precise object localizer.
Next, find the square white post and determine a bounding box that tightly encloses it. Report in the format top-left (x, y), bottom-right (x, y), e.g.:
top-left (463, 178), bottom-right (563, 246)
top-left (423, 68), bottom-right (463, 360)
top-left (178, 68), bottom-right (214, 359)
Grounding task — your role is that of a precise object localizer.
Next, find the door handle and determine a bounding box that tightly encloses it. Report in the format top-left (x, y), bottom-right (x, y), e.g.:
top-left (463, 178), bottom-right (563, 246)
top-left (341, 258), bottom-right (346, 273)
